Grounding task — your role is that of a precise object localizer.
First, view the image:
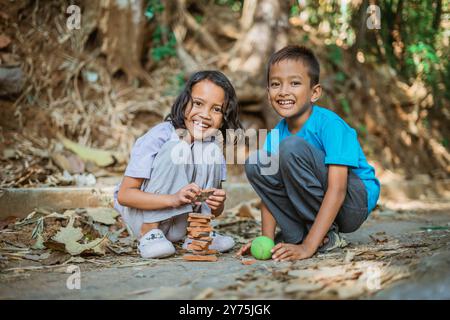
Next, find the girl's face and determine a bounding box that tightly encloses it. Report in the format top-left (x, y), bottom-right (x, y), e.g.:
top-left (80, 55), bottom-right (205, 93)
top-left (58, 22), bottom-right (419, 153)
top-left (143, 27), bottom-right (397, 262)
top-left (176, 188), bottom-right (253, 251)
top-left (184, 80), bottom-right (225, 141)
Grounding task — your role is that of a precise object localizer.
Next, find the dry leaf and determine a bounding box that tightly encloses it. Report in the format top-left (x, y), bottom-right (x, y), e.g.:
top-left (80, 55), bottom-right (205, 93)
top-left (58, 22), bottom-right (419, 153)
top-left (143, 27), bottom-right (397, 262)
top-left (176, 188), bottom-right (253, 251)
top-left (51, 151), bottom-right (85, 174)
top-left (344, 250), bottom-right (356, 263)
top-left (0, 34), bottom-right (11, 49)
top-left (50, 215), bottom-right (109, 255)
top-left (330, 282), bottom-right (367, 299)
top-left (86, 207), bottom-right (119, 225)
top-left (369, 232), bottom-right (391, 244)
top-left (241, 258), bottom-right (257, 265)
top-left (57, 133), bottom-right (117, 167)
top-left (194, 287), bottom-right (214, 300)
top-left (284, 281), bottom-right (324, 293)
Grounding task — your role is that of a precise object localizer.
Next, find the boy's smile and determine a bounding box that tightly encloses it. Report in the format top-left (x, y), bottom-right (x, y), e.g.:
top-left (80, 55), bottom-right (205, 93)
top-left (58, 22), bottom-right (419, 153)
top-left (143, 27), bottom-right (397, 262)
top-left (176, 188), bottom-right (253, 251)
top-left (268, 59), bottom-right (321, 128)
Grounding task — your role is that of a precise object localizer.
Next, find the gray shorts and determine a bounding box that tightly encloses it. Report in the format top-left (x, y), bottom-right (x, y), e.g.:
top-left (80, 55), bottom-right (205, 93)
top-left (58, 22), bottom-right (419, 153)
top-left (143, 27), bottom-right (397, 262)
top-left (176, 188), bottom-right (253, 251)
top-left (115, 139), bottom-right (223, 238)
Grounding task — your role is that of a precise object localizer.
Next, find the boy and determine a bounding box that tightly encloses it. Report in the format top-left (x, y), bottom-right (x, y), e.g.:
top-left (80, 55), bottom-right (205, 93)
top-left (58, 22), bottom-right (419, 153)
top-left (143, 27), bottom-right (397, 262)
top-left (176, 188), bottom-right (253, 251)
top-left (238, 45), bottom-right (380, 261)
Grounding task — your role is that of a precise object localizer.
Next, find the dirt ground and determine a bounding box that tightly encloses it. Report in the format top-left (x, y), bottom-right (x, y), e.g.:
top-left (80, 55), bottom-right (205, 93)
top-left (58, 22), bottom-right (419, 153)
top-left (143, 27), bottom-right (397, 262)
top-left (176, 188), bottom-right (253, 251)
top-left (1, 190), bottom-right (449, 300)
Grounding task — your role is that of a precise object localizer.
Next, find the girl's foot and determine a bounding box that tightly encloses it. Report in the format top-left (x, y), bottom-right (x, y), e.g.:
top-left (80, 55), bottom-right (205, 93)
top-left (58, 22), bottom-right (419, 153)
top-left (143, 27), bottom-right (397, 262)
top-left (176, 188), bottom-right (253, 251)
top-left (183, 231), bottom-right (235, 252)
top-left (138, 229), bottom-right (176, 259)
top-left (140, 222), bottom-right (160, 238)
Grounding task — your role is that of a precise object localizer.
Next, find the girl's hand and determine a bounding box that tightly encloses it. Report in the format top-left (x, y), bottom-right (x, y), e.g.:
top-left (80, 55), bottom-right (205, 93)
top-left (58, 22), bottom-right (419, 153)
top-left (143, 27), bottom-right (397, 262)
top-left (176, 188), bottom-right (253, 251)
top-left (236, 241), bottom-right (252, 257)
top-left (271, 243), bottom-right (316, 261)
top-left (172, 183), bottom-right (201, 207)
top-left (205, 188), bottom-right (226, 212)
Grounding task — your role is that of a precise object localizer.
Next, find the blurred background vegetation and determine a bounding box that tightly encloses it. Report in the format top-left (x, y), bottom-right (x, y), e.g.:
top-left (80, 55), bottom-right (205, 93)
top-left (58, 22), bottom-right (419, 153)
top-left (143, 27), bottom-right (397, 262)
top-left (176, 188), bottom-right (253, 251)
top-left (0, 0), bottom-right (448, 188)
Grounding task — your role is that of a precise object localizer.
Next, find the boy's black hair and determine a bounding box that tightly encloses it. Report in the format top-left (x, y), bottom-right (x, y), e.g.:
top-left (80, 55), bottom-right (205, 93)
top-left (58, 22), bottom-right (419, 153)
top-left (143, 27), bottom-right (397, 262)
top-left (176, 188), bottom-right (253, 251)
top-left (165, 70), bottom-right (242, 142)
top-left (266, 45), bottom-right (320, 87)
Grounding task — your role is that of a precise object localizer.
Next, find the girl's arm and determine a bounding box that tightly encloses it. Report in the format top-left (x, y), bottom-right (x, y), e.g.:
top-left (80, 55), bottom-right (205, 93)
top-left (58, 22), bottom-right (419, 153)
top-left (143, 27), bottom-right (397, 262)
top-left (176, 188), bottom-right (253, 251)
top-left (210, 202), bottom-right (224, 217)
top-left (117, 176), bottom-right (200, 210)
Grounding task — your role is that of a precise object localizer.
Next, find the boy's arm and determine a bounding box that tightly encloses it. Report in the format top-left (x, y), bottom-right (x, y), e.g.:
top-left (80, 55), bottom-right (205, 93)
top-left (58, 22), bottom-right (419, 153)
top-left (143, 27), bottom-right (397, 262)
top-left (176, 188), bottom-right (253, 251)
top-left (271, 165), bottom-right (348, 261)
top-left (236, 201), bottom-right (277, 256)
top-left (302, 165), bottom-right (348, 252)
top-left (261, 202), bottom-right (277, 239)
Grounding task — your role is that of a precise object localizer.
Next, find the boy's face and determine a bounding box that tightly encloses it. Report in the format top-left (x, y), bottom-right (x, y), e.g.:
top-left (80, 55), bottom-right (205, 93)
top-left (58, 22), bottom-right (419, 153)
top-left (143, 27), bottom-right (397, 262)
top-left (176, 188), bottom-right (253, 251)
top-left (267, 59), bottom-right (321, 119)
top-left (184, 79), bottom-right (225, 141)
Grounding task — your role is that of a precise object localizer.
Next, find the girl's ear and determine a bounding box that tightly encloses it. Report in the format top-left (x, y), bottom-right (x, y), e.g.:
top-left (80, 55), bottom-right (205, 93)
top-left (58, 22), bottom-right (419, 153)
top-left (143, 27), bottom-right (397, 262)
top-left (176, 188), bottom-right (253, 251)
top-left (310, 84), bottom-right (322, 103)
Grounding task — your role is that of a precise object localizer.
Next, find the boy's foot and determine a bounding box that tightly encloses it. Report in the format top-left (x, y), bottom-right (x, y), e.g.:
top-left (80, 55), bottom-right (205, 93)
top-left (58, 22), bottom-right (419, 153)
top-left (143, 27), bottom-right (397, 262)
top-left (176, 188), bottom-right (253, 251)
top-left (183, 231), bottom-right (235, 252)
top-left (138, 229), bottom-right (176, 259)
top-left (318, 231), bottom-right (347, 253)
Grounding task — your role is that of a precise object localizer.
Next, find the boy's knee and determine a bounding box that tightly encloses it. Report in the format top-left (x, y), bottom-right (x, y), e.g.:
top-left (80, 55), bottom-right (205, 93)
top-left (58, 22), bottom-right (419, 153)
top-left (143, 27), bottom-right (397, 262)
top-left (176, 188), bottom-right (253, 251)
top-left (279, 136), bottom-right (310, 162)
top-left (244, 160), bottom-right (260, 182)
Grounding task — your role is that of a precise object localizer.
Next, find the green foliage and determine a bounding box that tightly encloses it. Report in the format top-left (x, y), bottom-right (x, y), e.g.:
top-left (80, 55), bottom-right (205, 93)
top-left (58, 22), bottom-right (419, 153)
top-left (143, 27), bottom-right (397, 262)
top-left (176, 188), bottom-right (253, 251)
top-left (443, 60), bottom-right (450, 100)
top-left (376, 0), bottom-right (448, 96)
top-left (216, 0), bottom-right (243, 12)
top-left (405, 42), bottom-right (439, 84)
top-left (194, 14), bottom-right (204, 25)
top-left (358, 124), bottom-right (368, 136)
top-left (339, 97), bottom-right (351, 116)
top-left (327, 44), bottom-right (343, 65)
top-left (146, 0), bottom-right (176, 62)
top-left (150, 26), bottom-right (177, 62)
top-left (145, 0), bottom-right (164, 20)
top-left (290, 5), bottom-right (300, 17)
top-left (335, 71), bottom-right (346, 83)
top-left (164, 72), bottom-right (186, 96)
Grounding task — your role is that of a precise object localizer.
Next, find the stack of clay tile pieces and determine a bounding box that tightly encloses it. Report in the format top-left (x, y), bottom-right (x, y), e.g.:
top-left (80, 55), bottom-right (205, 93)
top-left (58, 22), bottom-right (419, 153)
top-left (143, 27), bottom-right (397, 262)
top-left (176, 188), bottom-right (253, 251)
top-left (183, 213), bottom-right (218, 262)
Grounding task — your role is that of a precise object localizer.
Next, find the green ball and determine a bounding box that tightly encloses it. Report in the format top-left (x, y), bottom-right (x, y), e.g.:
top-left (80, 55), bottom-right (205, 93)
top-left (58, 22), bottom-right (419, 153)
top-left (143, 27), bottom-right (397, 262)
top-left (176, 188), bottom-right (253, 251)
top-left (251, 236), bottom-right (275, 260)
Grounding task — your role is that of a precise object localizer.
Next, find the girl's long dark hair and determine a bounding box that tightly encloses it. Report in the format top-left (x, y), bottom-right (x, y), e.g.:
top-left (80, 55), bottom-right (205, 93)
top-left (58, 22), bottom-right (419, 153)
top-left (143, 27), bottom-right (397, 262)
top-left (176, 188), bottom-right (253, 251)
top-left (165, 70), bottom-right (242, 143)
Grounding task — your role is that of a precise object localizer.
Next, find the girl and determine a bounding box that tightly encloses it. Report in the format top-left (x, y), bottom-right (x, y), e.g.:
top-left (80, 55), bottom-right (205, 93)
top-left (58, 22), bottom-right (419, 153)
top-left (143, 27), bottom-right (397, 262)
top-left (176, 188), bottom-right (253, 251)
top-left (114, 70), bottom-right (242, 259)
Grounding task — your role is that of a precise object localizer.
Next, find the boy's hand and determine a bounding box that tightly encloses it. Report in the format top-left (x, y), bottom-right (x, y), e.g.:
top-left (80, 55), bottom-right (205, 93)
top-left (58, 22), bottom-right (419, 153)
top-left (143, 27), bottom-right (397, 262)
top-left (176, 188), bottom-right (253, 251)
top-left (271, 243), bottom-right (316, 261)
top-left (205, 188), bottom-right (226, 212)
top-left (236, 241), bottom-right (252, 257)
top-left (172, 183), bottom-right (201, 207)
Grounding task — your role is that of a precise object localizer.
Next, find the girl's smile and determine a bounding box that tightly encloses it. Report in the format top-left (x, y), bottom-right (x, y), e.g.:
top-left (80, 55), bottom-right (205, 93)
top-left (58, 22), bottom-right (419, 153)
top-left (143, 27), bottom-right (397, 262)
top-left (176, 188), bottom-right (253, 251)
top-left (185, 80), bottom-right (225, 140)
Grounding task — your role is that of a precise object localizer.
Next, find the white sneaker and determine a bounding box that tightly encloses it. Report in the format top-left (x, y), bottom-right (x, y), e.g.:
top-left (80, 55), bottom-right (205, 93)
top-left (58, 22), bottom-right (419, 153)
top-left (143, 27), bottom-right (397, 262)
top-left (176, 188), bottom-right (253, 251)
top-left (138, 229), bottom-right (176, 259)
top-left (182, 231), bottom-right (235, 253)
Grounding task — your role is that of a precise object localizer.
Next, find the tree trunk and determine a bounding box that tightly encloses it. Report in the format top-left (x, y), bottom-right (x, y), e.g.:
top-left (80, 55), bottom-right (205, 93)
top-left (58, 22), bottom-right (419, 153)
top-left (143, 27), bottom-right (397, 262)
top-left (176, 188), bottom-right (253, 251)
top-left (228, 0), bottom-right (288, 77)
top-left (228, 0), bottom-right (289, 129)
top-left (96, 0), bottom-right (147, 81)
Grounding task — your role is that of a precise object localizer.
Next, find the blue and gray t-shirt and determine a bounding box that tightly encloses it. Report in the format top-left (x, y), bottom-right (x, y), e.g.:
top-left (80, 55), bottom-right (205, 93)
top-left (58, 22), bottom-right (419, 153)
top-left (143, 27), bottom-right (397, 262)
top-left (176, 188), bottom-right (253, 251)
top-left (264, 105), bottom-right (380, 213)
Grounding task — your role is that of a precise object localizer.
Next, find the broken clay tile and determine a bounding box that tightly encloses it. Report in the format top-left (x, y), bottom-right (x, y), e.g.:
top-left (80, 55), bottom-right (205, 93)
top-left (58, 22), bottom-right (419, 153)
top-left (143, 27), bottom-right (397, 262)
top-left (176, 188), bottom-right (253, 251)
top-left (187, 244), bottom-right (204, 251)
top-left (187, 226), bottom-right (213, 232)
top-left (191, 249), bottom-right (218, 255)
top-left (187, 235), bottom-right (212, 241)
top-left (188, 213), bottom-right (213, 220)
top-left (187, 218), bottom-right (210, 225)
top-left (194, 189), bottom-right (215, 202)
top-left (241, 259), bottom-right (257, 265)
top-left (183, 254), bottom-right (218, 262)
top-left (188, 231), bottom-right (211, 238)
top-left (189, 221), bottom-right (210, 227)
top-left (191, 240), bottom-right (211, 249)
